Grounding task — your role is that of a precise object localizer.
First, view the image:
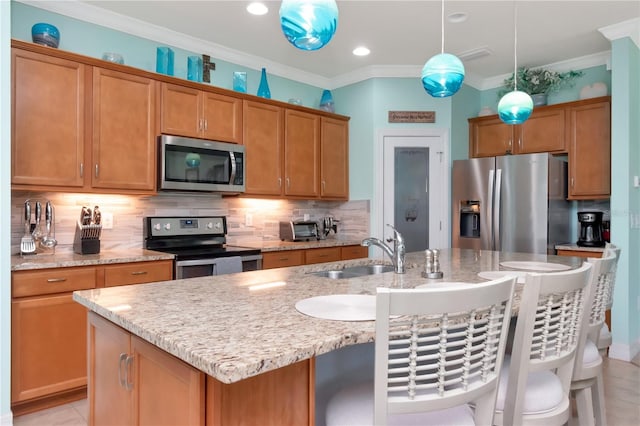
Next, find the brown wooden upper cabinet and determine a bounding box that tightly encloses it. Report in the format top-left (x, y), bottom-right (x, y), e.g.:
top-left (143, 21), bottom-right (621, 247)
top-left (284, 109), bottom-right (320, 198)
top-left (11, 44), bottom-right (157, 194)
top-left (243, 100), bottom-right (284, 196)
top-left (320, 116), bottom-right (349, 199)
top-left (12, 48), bottom-right (86, 189)
top-left (469, 96), bottom-right (611, 200)
top-left (92, 67), bottom-right (156, 191)
top-left (568, 98), bottom-right (611, 200)
top-left (469, 104), bottom-right (567, 157)
top-left (160, 82), bottom-right (243, 144)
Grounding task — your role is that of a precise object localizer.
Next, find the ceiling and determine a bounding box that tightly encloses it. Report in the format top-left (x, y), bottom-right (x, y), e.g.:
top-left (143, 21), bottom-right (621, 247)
top-left (54, 1), bottom-right (640, 89)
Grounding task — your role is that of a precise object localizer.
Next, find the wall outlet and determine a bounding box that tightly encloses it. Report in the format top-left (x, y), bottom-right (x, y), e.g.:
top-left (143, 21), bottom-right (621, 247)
top-left (245, 212), bottom-right (253, 227)
top-left (102, 212), bottom-right (113, 229)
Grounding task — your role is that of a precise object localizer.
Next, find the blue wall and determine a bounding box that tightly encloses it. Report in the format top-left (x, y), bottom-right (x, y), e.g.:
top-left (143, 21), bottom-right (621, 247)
top-left (609, 37), bottom-right (640, 360)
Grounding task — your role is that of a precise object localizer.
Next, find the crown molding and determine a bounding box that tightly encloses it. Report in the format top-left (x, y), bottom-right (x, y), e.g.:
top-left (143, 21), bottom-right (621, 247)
top-left (476, 50), bottom-right (612, 91)
top-left (599, 18), bottom-right (640, 49)
top-left (16, 0), bottom-right (618, 92)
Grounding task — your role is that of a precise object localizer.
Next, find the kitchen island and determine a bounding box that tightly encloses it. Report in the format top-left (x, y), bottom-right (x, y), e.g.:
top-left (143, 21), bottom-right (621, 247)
top-left (73, 248), bottom-right (582, 425)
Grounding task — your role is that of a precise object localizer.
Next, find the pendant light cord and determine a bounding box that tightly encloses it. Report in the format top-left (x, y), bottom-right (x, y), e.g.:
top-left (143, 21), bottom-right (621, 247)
top-left (513, 2), bottom-right (518, 91)
top-left (440, 0), bottom-right (445, 54)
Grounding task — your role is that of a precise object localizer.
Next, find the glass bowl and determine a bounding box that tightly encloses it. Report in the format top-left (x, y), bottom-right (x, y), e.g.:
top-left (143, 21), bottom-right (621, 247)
top-left (102, 52), bottom-right (125, 65)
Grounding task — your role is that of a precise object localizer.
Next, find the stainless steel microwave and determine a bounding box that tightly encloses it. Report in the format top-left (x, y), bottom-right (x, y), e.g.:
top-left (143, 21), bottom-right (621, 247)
top-left (158, 135), bottom-right (245, 193)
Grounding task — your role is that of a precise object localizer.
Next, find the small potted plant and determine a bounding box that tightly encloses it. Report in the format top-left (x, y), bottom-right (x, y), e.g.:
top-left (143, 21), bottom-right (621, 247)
top-left (498, 67), bottom-right (584, 105)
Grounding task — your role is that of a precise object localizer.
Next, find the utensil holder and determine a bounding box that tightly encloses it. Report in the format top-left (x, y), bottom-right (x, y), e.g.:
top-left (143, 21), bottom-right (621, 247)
top-left (73, 220), bottom-right (102, 255)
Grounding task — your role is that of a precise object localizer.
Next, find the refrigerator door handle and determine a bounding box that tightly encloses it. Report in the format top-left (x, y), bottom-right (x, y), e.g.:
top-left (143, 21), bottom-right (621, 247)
top-left (494, 168), bottom-right (503, 251)
top-left (488, 169), bottom-right (495, 249)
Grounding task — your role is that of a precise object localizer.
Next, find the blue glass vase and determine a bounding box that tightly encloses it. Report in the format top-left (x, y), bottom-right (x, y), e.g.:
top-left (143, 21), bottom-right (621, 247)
top-left (319, 89), bottom-right (335, 113)
top-left (257, 68), bottom-right (271, 99)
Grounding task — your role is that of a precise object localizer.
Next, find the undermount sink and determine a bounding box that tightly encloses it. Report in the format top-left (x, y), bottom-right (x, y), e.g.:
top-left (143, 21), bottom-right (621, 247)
top-left (310, 264), bottom-right (395, 279)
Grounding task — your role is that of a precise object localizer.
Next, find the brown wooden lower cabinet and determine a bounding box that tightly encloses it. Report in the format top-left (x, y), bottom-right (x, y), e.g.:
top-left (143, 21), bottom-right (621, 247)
top-left (88, 312), bottom-right (205, 426)
top-left (262, 244), bottom-right (368, 270)
top-left (11, 294), bottom-right (88, 405)
top-left (206, 360), bottom-right (314, 426)
top-left (556, 249), bottom-right (603, 259)
top-left (11, 260), bottom-right (173, 416)
top-left (89, 312), bottom-right (314, 426)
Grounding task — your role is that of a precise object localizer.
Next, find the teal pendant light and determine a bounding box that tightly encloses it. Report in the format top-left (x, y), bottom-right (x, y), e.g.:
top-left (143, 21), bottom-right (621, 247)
top-left (421, 0), bottom-right (465, 97)
top-left (279, 0), bottom-right (339, 51)
top-left (498, 3), bottom-right (533, 124)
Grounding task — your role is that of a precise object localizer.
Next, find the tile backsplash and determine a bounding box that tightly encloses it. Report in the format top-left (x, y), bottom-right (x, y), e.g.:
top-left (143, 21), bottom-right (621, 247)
top-left (11, 191), bottom-right (370, 255)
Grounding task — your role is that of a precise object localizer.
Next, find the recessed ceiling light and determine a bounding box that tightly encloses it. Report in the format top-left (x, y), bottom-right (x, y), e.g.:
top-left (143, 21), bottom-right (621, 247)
top-left (247, 2), bottom-right (268, 16)
top-left (447, 12), bottom-right (468, 23)
top-left (353, 46), bottom-right (370, 56)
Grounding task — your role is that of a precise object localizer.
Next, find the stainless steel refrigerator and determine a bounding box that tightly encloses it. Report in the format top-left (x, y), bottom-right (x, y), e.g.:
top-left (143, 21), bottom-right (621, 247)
top-left (451, 153), bottom-right (570, 254)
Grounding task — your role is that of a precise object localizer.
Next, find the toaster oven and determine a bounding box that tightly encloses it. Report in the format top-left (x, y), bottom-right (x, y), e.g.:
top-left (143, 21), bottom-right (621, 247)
top-left (279, 221), bottom-right (319, 242)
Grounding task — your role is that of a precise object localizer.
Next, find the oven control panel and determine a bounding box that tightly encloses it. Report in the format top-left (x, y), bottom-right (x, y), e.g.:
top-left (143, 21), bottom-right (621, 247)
top-left (146, 216), bottom-right (226, 237)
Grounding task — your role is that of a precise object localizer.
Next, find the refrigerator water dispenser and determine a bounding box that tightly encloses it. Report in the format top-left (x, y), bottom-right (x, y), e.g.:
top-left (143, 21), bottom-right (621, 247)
top-left (459, 201), bottom-right (481, 238)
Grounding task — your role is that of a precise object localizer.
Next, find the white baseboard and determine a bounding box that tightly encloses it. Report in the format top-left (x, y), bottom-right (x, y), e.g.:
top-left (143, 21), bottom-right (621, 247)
top-left (609, 338), bottom-right (640, 362)
top-left (0, 411), bottom-right (13, 426)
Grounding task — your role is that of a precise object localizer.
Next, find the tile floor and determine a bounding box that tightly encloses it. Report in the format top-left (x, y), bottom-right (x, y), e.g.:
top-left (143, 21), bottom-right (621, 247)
top-left (11, 357), bottom-right (640, 426)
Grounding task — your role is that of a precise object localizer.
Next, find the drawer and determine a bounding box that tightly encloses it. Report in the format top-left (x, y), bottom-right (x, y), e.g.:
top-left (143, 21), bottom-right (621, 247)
top-left (304, 247), bottom-right (341, 265)
top-left (104, 260), bottom-right (174, 287)
top-left (12, 266), bottom-right (97, 298)
top-left (262, 250), bottom-right (304, 269)
top-left (340, 245), bottom-right (368, 260)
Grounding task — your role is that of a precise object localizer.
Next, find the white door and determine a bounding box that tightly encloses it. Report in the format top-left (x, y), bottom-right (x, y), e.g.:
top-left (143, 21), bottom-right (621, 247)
top-left (374, 129), bottom-right (449, 253)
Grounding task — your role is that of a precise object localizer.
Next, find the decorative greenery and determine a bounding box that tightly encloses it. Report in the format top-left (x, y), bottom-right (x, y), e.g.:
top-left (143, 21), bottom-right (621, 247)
top-left (498, 67), bottom-right (584, 97)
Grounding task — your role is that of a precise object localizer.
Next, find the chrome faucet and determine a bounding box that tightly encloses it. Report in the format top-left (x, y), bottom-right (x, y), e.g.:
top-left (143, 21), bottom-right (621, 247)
top-left (361, 224), bottom-right (406, 274)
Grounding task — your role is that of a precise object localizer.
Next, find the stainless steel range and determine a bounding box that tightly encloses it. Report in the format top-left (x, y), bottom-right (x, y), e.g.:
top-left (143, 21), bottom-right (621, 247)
top-left (143, 216), bottom-right (262, 279)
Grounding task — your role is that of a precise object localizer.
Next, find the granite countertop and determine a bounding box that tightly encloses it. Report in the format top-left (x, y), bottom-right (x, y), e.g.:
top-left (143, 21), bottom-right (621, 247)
top-left (11, 239), bottom-right (362, 271)
top-left (11, 248), bottom-right (174, 271)
top-left (555, 244), bottom-right (606, 253)
top-left (73, 248), bottom-right (581, 385)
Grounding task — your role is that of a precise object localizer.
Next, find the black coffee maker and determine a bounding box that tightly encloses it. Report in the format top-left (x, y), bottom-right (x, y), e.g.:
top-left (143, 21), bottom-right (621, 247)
top-left (577, 211), bottom-right (605, 247)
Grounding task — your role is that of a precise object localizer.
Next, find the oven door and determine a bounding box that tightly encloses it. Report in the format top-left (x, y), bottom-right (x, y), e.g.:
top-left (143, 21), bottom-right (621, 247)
top-left (175, 255), bottom-right (262, 279)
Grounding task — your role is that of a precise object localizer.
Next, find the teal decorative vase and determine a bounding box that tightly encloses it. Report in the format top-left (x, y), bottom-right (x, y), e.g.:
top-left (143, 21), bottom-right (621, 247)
top-left (257, 68), bottom-right (271, 99)
top-left (319, 89), bottom-right (335, 112)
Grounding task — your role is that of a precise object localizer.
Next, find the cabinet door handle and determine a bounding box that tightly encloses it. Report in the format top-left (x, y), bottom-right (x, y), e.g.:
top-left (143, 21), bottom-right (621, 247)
top-left (80, 163), bottom-right (84, 178)
top-left (571, 177), bottom-right (575, 187)
top-left (118, 353), bottom-right (128, 388)
top-left (125, 354), bottom-right (134, 391)
top-left (130, 271), bottom-right (148, 276)
top-left (278, 177), bottom-right (282, 188)
top-left (199, 118), bottom-right (204, 131)
top-left (95, 164), bottom-right (99, 178)
top-left (46, 278), bottom-right (67, 283)
top-left (286, 177), bottom-right (290, 188)
top-left (322, 181), bottom-right (326, 191)
top-left (204, 119), bottom-right (208, 131)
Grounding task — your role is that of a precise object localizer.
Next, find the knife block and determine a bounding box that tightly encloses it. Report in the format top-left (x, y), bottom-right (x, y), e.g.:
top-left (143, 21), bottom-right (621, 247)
top-left (73, 221), bottom-right (102, 255)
